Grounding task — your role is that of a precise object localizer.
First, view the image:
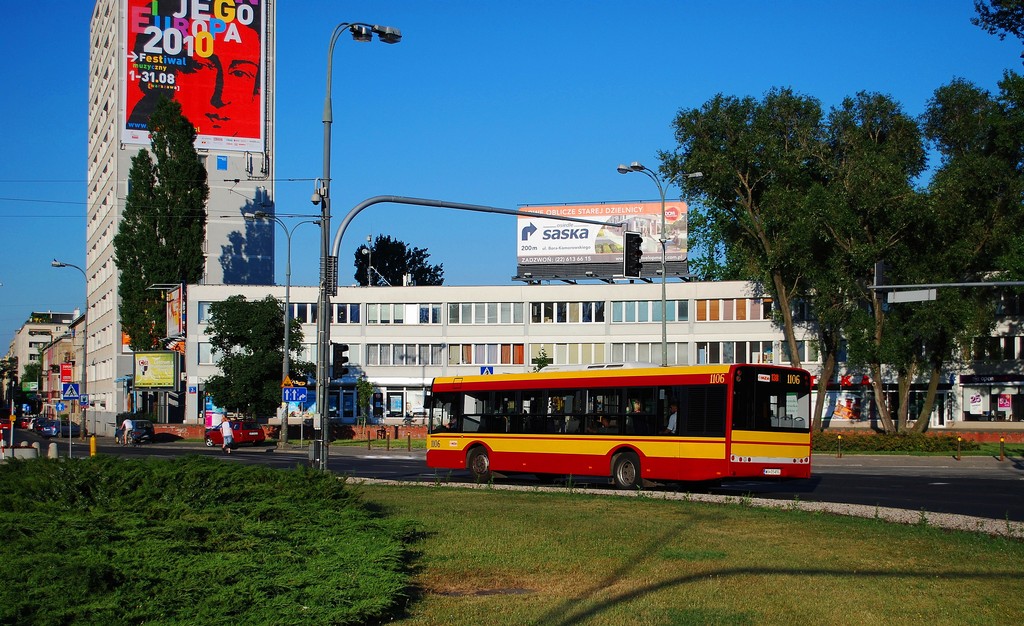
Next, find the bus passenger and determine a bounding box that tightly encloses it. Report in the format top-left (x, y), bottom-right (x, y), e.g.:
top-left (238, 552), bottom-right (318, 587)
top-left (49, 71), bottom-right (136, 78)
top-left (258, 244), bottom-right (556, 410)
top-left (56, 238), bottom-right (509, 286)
top-left (662, 402), bottom-right (678, 435)
top-left (588, 416), bottom-right (615, 434)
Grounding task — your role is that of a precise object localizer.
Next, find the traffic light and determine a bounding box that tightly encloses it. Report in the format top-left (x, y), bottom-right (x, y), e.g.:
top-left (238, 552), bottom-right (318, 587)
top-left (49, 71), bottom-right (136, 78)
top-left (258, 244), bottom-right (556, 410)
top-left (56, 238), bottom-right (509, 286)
top-left (874, 261), bottom-right (888, 288)
top-left (331, 343), bottom-right (349, 378)
top-left (623, 232), bottom-right (644, 278)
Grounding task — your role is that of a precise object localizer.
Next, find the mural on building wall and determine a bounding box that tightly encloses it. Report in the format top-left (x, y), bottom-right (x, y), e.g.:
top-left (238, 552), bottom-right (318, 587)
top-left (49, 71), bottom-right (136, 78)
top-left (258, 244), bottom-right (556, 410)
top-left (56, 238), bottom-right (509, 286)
top-left (121, 0), bottom-right (266, 152)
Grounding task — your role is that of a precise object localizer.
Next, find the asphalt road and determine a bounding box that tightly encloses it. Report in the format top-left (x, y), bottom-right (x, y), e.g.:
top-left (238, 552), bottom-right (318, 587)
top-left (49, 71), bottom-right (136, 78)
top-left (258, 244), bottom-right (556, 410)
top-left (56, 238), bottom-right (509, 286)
top-left (9, 431), bottom-right (1024, 522)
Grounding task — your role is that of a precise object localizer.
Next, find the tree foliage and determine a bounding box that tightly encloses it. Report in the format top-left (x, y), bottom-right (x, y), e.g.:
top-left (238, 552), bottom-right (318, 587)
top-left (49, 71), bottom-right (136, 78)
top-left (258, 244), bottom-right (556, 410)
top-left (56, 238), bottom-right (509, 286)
top-left (973, 1), bottom-right (1024, 52)
top-left (663, 87), bottom-right (828, 374)
top-left (113, 97), bottom-right (208, 350)
top-left (202, 295), bottom-right (312, 418)
top-left (353, 235), bottom-right (444, 286)
top-left (665, 75), bottom-right (1024, 433)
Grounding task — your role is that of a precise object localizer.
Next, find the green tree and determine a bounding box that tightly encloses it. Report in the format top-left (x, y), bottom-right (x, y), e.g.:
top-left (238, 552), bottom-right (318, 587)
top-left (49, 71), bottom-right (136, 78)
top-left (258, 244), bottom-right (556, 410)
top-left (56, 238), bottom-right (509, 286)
top-left (814, 92), bottom-right (931, 433)
top-left (355, 376), bottom-right (376, 425)
top-left (531, 347), bottom-right (552, 372)
top-left (973, 0), bottom-right (1024, 62)
top-left (353, 235), bottom-right (444, 287)
top-left (21, 362), bottom-right (41, 391)
top-left (203, 295), bottom-right (312, 418)
top-left (907, 73), bottom-right (1024, 430)
top-left (113, 98), bottom-right (208, 350)
top-left (663, 88), bottom-right (828, 374)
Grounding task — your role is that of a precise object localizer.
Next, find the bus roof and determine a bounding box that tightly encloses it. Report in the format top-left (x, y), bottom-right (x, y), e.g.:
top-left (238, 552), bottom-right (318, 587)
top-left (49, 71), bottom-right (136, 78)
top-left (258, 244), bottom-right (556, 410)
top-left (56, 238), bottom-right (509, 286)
top-left (430, 363), bottom-right (806, 392)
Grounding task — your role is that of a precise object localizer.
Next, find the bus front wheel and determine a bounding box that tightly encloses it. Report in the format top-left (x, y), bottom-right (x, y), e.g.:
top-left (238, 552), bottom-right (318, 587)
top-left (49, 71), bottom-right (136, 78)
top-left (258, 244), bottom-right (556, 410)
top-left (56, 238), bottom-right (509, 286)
top-left (612, 451), bottom-right (640, 489)
top-left (467, 447), bottom-right (492, 483)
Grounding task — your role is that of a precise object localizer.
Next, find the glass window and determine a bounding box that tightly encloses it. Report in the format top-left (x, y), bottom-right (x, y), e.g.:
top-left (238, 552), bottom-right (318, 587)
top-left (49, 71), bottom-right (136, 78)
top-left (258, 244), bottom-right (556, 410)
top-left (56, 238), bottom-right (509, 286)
top-left (198, 301), bottom-right (214, 322)
top-left (486, 303), bottom-right (498, 324)
top-left (198, 342), bottom-right (217, 364)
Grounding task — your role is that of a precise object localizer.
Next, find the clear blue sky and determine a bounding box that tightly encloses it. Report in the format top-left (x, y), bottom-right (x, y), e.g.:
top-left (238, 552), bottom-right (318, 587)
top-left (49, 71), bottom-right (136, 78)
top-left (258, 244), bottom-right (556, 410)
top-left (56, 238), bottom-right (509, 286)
top-left (1, 1), bottom-right (1019, 347)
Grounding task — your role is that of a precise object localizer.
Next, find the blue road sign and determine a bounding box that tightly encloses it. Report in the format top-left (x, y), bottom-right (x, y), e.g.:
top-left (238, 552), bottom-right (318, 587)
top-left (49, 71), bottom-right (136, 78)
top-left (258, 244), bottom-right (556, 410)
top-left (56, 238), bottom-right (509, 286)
top-left (480, 366), bottom-right (494, 375)
top-left (61, 383), bottom-right (80, 400)
top-left (282, 387), bottom-right (308, 403)
top-left (80, 394), bottom-right (90, 407)
top-left (56, 402), bottom-right (66, 412)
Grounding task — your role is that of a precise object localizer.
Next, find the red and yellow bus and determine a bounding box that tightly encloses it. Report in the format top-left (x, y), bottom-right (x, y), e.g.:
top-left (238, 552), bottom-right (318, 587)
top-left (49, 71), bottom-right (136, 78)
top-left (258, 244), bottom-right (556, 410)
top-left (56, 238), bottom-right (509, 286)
top-left (426, 363), bottom-right (811, 488)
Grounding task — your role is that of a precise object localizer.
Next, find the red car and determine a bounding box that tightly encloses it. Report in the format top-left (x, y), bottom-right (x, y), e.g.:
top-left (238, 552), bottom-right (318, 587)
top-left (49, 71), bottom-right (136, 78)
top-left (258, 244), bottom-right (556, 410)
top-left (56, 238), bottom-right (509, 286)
top-left (205, 420), bottom-right (267, 448)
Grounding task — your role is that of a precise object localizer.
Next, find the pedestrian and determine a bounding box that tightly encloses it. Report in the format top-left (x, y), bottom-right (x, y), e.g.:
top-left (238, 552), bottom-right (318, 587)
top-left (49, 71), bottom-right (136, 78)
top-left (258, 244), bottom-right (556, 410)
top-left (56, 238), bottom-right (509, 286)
top-left (220, 417), bottom-right (234, 454)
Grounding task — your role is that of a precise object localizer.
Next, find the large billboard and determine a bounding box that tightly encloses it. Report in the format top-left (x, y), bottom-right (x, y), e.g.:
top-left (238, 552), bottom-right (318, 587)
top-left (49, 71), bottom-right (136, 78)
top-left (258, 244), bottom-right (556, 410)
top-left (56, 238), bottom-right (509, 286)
top-left (517, 201), bottom-right (688, 266)
top-left (121, 0), bottom-right (266, 152)
top-left (133, 351), bottom-right (179, 390)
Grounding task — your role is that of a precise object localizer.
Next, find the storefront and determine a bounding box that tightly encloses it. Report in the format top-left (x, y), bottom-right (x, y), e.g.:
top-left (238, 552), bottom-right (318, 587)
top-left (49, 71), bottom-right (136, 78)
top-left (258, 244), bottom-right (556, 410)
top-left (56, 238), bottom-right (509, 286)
top-left (959, 374), bottom-right (1023, 422)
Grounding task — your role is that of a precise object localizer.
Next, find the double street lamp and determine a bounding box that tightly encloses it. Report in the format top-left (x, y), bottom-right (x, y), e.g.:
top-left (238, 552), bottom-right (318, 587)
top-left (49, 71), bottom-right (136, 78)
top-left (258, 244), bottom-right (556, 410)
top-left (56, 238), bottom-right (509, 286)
top-left (243, 211), bottom-right (320, 444)
top-left (616, 162), bottom-right (702, 367)
top-left (311, 21), bottom-right (402, 470)
top-left (50, 259), bottom-right (89, 442)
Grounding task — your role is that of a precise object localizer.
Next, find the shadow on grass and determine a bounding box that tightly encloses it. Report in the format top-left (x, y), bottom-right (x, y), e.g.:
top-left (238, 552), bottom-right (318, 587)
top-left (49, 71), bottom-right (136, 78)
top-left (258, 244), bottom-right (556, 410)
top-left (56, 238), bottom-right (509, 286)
top-left (537, 562), bottom-right (1021, 625)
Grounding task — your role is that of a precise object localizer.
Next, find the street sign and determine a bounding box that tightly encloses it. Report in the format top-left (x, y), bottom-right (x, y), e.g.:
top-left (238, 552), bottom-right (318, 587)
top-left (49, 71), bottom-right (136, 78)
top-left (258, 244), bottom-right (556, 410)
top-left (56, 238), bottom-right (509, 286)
top-left (60, 362), bottom-right (73, 383)
top-left (281, 375), bottom-right (293, 388)
top-left (56, 402), bottom-right (66, 412)
top-left (61, 383), bottom-right (81, 400)
top-left (480, 366), bottom-right (494, 375)
top-left (80, 394), bottom-right (90, 407)
top-left (888, 288), bottom-right (937, 303)
top-left (282, 387), bottom-right (308, 403)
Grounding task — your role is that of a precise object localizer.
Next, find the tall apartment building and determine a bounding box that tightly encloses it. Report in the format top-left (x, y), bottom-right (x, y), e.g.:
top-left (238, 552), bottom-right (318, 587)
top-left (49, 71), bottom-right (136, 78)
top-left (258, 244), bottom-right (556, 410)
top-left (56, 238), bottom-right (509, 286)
top-left (86, 1), bottom-right (276, 429)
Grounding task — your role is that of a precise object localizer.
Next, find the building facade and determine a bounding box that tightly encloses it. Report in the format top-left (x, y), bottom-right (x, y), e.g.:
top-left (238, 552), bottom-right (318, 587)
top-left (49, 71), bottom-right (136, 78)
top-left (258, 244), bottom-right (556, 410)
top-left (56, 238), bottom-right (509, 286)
top-left (175, 280), bottom-right (1023, 434)
top-left (86, 1), bottom-right (276, 429)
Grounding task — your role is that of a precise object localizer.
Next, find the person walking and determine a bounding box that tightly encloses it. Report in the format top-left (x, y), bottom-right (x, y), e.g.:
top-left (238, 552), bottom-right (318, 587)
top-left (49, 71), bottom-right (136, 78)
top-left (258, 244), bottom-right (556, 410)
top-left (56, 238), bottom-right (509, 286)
top-left (220, 417), bottom-right (234, 454)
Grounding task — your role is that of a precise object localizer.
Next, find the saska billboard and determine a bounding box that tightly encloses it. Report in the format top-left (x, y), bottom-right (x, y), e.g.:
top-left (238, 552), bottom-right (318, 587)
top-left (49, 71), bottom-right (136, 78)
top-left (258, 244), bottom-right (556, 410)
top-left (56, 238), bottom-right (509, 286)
top-left (516, 201), bottom-right (688, 266)
top-left (121, 0), bottom-right (266, 152)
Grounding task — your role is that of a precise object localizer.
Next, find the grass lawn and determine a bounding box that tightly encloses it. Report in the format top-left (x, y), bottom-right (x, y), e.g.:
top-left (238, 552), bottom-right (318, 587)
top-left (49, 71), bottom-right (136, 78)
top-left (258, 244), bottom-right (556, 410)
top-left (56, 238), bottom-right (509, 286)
top-left (360, 484), bottom-right (1024, 625)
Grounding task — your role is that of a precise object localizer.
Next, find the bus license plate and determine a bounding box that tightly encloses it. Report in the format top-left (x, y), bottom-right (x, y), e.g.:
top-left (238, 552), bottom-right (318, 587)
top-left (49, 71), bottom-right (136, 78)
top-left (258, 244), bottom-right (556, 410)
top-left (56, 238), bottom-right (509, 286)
top-left (763, 468), bottom-right (781, 476)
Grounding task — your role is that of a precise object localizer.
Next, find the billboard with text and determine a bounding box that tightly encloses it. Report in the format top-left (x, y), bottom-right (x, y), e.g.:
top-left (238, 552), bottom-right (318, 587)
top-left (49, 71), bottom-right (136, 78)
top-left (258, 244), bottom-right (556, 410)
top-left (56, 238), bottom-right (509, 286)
top-left (121, 0), bottom-right (266, 152)
top-left (517, 201), bottom-right (688, 266)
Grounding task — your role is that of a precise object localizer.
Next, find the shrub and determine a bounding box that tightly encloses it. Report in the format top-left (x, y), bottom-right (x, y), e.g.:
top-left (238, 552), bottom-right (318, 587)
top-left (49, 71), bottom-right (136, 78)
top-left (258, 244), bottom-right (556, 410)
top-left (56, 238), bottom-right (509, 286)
top-left (812, 431), bottom-right (980, 453)
top-left (0, 456), bottom-right (412, 625)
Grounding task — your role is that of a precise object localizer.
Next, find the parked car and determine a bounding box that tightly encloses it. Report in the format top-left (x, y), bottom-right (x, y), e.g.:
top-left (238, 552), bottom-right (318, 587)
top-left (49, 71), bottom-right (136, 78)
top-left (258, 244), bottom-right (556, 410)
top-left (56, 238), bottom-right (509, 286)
top-left (127, 419), bottom-right (155, 445)
top-left (38, 419), bottom-right (81, 438)
top-left (205, 420), bottom-right (267, 448)
top-left (16, 414), bottom-right (35, 429)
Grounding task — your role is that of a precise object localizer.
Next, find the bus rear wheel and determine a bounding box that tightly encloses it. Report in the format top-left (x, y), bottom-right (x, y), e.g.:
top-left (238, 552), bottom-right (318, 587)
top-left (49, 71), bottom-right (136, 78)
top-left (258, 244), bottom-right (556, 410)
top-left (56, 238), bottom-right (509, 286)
top-left (612, 451), bottom-right (641, 489)
top-left (467, 447), bottom-right (492, 483)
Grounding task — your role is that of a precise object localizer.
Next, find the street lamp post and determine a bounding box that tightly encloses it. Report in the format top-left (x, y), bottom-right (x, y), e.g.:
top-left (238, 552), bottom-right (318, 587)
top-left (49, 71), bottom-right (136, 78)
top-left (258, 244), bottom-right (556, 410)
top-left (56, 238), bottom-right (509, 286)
top-left (51, 259), bottom-right (89, 447)
top-left (244, 211), bottom-right (319, 444)
top-left (311, 21), bottom-right (401, 471)
top-left (616, 163), bottom-right (702, 367)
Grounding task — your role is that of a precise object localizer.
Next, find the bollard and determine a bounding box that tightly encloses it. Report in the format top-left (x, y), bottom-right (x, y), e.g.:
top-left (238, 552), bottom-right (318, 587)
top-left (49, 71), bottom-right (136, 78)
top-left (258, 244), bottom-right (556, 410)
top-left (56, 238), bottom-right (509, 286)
top-left (837, 434), bottom-right (843, 459)
top-left (956, 436), bottom-right (962, 461)
top-left (367, 431), bottom-right (371, 450)
top-left (89, 434), bottom-right (97, 457)
top-left (48, 442), bottom-right (59, 459)
top-left (1000, 437), bottom-right (1005, 462)
top-left (407, 434), bottom-right (411, 452)
top-left (386, 432), bottom-right (391, 451)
